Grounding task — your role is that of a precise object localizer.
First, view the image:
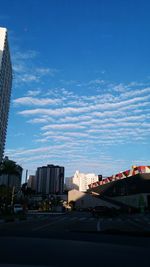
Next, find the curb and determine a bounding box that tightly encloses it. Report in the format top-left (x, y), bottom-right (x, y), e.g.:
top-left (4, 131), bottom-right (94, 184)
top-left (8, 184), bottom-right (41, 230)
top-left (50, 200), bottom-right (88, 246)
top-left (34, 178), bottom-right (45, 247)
top-left (102, 229), bottom-right (150, 237)
top-left (27, 212), bottom-right (67, 215)
top-left (71, 229), bottom-right (150, 237)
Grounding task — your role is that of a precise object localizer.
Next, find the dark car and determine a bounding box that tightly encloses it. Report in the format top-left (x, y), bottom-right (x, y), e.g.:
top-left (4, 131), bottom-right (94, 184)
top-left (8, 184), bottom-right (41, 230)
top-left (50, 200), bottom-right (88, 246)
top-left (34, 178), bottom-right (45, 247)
top-left (92, 206), bottom-right (117, 217)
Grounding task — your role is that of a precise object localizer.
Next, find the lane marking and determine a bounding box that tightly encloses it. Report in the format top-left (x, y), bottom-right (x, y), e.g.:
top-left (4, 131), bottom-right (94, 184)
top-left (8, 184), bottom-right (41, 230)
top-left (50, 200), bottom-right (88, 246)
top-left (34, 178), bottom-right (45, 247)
top-left (130, 220), bottom-right (143, 227)
top-left (33, 222), bottom-right (55, 231)
top-left (97, 219), bottom-right (101, 232)
top-left (79, 217), bottom-right (86, 221)
top-left (32, 216), bottom-right (66, 231)
top-left (143, 218), bottom-right (149, 221)
top-left (126, 219), bottom-right (131, 222)
top-left (58, 217), bottom-right (67, 221)
top-left (70, 217), bottom-right (78, 221)
top-left (116, 218), bottom-right (122, 222)
top-left (89, 218), bottom-right (95, 221)
top-left (134, 218), bottom-right (140, 221)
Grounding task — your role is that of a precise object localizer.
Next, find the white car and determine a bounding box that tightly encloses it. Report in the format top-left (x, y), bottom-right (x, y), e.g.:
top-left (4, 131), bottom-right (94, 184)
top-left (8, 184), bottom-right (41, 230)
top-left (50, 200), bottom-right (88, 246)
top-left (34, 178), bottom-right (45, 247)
top-left (13, 204), bottom-right (23, 214)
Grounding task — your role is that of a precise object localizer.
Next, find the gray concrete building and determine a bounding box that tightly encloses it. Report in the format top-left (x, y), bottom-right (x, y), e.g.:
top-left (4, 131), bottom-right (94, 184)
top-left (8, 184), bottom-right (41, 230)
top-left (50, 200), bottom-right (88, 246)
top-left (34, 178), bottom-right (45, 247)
top-left (68, 189), bottom-right (119, 210)
top-left (27, 175), bottom-right (36, 191)
top-left (0, 27), bottom-right (12, 161)
top-left (35, 164), bottom-right (64, 195)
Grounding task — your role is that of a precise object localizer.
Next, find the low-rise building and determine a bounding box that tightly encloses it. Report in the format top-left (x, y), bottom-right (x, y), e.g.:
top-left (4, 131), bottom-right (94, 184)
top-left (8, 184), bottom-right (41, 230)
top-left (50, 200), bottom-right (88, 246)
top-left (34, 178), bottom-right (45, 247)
top-left (88, 166), bottom-right (150, 210)
top-left (68, 189), bottom-right (118, 210)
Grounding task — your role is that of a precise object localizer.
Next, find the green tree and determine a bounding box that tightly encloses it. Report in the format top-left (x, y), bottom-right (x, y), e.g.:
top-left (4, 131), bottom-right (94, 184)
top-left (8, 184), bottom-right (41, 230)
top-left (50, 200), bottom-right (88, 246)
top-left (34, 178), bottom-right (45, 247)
top-left (69, 200), bottom-right (76, 210)
top-left (0, 157), bottom-right (22, 206)
top-left (0, 158), bottom-right (20, 180)
top-left (0, 185), bottom-right (11, 206)
top-left (21, 183), bottom-right (35, 197)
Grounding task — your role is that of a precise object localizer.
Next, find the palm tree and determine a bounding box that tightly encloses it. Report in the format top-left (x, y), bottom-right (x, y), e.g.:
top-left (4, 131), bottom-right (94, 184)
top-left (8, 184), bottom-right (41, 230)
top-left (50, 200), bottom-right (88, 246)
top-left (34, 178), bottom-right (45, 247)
top-left (0, 157), bottom-right (22, 207)
top-left (0, 157), bottom-right (20, 184)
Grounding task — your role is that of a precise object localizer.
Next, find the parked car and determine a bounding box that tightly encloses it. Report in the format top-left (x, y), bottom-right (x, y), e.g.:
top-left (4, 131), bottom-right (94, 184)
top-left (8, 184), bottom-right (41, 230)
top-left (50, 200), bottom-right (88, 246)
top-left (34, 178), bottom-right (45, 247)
top-left (91, 206), bottom-right (117, 217)
top-left (13, 204), bottom-right (23, 214)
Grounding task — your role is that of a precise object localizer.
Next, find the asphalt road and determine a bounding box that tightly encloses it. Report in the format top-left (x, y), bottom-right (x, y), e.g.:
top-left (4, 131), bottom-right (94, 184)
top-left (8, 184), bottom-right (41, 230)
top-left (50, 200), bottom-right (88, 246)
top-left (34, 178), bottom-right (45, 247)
top-left (0, 211), bottom-right (150, 266)
top-left (0, 211), bottom-right (150, 242)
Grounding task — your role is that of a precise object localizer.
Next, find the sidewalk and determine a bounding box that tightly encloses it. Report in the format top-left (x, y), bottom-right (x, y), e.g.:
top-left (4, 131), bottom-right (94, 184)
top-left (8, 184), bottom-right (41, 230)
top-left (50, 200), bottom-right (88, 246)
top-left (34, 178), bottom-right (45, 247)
top-left (27, 210), bottom-right (66, 215)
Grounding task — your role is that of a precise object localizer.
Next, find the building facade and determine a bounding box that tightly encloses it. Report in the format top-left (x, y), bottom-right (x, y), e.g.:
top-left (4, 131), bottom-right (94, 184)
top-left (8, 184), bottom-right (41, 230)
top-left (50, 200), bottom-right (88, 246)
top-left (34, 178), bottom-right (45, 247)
top-left (88, 166), bottom-right (150, 210)
top-left (66, 170), bottom-right (99, 192)
top-left (35, 164), bottom-right (64, 195)
top-left (0, 27), bottom-right (12, 161)
top-left (27, 175), bottom-right (36, 191)
top-left (68, 189), bottom-right (119, 210)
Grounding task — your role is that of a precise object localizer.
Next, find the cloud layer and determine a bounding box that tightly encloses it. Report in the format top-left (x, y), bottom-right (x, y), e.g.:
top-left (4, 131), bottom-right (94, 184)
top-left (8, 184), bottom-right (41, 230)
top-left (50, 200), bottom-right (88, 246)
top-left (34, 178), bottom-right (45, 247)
top-left (7, 48), bottom-right (150, 177)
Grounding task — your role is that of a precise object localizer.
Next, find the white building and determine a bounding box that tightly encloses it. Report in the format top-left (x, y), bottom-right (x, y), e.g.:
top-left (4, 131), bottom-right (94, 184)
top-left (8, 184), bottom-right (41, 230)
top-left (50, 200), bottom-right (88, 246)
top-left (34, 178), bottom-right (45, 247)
top-left (66, 170), bottom-right (99, 192)
top-left (0, 27), bottom-right (12, 161)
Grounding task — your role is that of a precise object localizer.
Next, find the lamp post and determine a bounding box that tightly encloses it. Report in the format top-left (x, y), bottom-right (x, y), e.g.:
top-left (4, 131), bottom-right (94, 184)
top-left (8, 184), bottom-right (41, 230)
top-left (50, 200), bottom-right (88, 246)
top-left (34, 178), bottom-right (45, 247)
top-left (6, 173), bottom-right (10, 208)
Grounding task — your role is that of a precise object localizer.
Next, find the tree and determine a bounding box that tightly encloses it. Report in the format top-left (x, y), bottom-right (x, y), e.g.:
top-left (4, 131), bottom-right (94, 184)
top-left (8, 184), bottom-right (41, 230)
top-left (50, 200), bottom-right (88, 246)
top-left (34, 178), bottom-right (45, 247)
top-left (0, 157), bottom-right (21, 181)
top-left (0, 185), bottom-right (11, 208)
top-left (69, 200), bottom-right (76, 210)
top-left (0, 157), bottom-right (22, 206)
top-left (21, 183), bottom-right (35, 196)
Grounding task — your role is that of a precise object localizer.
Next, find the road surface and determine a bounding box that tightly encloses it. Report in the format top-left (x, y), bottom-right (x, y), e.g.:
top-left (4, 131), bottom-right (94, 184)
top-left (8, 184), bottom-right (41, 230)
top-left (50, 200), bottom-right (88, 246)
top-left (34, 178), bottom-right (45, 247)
top-left (0, 211), bottom-right (150, 266)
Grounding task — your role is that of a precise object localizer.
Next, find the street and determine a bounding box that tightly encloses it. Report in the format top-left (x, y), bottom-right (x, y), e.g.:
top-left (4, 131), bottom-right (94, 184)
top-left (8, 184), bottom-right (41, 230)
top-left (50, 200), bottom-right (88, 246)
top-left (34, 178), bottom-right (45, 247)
top-left (1, 211), bottom-right (150, 242)
top-left (0, 211), bottom-right (150, 266)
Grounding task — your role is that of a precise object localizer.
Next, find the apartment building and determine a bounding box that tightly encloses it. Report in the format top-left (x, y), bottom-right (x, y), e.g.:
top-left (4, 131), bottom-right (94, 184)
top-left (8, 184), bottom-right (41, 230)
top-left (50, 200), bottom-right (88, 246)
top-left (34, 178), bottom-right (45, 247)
top-left (0, 27), bottom-right (12, 161)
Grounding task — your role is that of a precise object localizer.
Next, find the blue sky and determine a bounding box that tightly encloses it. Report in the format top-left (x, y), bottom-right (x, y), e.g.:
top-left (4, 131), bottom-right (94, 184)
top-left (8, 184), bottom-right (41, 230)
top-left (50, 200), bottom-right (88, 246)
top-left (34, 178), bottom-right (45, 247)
top-left (0, 0), bottom-right (150, 180)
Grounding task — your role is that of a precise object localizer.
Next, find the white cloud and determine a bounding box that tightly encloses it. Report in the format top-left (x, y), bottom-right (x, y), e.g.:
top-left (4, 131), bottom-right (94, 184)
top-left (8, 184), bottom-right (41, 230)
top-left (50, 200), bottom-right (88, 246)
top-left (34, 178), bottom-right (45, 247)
top-left (6, 144), bottom-right (67, 157)
top-left (59, 115), bottom-right (92, 123)
top-left (10, 73), bottom-right (150, 176)
top-left (41, 124), bottom-right (86, 130)
top-left (18, 94), bottom-right (150, 117)
top-left (15, 84), bottom-right (150, 153)
top-left (13, 97), bottom-right (61, 106)
top-left (13, 64), bottom-right (26, 73)
top-left (127, 81), bottom-right (149, 87)
top-left (88, 79), bottom-right (105, 85)
top-left (113, 83), bottom-right (127, 92)
top-left (121, 87), bottom-right (150, 99)
top-left (27, 118), bottom-right (48, 124)
top-left (12, 48), bottom-right (59, 85)
top-left (18, 107), bottom-right (85, 116)
top-left (12, 50), bottom-right (38, 61)
top-left (20, 74), bottom-right (39, 82)
top-left (35, 68), bottom-right (58, 76)
top-left (27, 90), bottom-right (41, 96)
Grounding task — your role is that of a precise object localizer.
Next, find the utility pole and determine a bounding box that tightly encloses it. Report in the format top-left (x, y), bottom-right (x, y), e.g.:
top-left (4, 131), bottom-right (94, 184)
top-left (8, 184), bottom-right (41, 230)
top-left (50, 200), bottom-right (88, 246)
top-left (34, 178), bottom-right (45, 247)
top-left (25, 169), bottom-right (28, 183)
top-left (11, 186), bottom-right (15, 207)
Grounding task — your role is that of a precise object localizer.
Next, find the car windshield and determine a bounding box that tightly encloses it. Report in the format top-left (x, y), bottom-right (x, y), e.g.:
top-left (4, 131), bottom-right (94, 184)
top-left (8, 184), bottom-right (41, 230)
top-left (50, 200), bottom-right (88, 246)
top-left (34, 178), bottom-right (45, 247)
top-left (0, 0), bottom-right (150, 266)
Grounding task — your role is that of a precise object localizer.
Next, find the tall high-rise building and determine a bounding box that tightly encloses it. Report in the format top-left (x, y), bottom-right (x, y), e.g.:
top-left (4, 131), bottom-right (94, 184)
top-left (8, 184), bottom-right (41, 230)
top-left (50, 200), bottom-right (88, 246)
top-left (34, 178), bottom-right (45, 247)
top-left (35, 164), bottom-right (64, 195)
top-left (0, 27), bottom-right (12, 161)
